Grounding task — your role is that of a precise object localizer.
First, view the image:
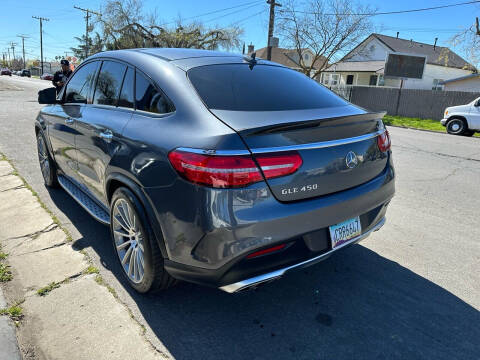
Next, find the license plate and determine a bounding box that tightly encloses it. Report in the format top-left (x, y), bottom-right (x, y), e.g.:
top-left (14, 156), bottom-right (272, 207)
top-left (329, 217), bottom-right (362, 249)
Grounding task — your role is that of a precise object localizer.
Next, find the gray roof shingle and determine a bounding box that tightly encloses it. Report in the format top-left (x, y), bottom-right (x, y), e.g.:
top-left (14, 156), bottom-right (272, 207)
top-left (372, 33), bottom-right (474, 70)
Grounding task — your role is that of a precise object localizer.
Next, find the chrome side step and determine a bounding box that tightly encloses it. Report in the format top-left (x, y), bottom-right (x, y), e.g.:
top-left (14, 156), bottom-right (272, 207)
top-left (57, 175), bottom-right (110, 225)
top-left (219, 217), bottom-right (386, 293)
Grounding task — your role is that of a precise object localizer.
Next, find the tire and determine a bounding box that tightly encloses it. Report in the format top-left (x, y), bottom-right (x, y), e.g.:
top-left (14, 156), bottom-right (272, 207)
top-left (36, 132), bottom-right (59, 188)
top-left (110, 187), bottom-right (176, 293)
top-left (446, 118), bottom-right (468, 136)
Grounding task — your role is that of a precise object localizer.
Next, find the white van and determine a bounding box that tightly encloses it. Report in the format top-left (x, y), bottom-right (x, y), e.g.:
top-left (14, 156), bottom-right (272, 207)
top-left (441, 97), bottom-right (480, 136)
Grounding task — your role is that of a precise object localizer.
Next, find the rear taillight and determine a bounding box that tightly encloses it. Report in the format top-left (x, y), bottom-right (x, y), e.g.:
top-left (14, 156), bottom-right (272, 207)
top-left (168, 149), bottom-right (302, 188)
top-left (377, 130), bottom-right (391, 152)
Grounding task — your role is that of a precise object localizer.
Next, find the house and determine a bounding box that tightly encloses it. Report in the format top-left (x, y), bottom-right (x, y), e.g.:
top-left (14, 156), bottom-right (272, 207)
top-left (248, 44), bottom-right (326, 77)
top-left (440, 73), bottom-right (480, 92)
top-left (320, 33), bottom-right (475, 90)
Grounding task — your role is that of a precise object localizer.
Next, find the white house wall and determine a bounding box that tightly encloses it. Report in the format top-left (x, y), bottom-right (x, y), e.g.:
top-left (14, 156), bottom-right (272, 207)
top-left (444, 77), bottom-right (480, 92)
top-left (345, 36), bottom-right (473, 90)
top-left (400, 64), bottom-right (472, 90)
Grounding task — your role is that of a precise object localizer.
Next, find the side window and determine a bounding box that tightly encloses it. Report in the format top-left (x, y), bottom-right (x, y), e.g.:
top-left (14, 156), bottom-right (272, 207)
top-left (118, 67), bottom-right (134, 109)
top-left (135, 71), bottom-right (174, 114)
top-left (93, 61), bottom-right (127, 106)
top-left (64, 62), bottom-right (98, 104)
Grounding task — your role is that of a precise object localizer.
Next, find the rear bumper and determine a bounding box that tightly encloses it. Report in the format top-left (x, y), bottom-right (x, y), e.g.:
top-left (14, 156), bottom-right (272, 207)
top-left (154, 159), bottom-right (394, 288)
top-left (220, 216), bottom-right (386, 293)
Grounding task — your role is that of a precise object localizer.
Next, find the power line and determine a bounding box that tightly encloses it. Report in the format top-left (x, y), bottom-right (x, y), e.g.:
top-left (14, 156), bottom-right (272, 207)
top-left (160, 0), bottom-right (262, 26)
top-left (280, 0), bottom-right (480, 16)
top-left (203, 3), bottom-right (262, 24)
top-left (232, 9), bottom-right (267, 25)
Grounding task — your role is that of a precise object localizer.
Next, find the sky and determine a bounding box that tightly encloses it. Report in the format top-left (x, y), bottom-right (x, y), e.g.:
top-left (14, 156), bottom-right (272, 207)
top-left (0, 0), bottom-right (479, 64)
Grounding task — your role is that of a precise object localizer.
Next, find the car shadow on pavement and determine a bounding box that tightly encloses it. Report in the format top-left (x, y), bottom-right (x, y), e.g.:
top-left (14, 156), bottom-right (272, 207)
top-left (47, 188), bottom-right (479, 360)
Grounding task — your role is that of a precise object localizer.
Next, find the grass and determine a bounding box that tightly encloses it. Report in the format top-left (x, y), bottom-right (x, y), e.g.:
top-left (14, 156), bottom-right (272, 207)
top-left (37, 282), bottom-right (61, 296)
top-left (83, 265), bottom-right (99, 275)
top-left (0, 304), bottom-right (23, 320)
top-left (0, 263), bottom-right (12, 282)
top-left (383, 115), bottom-right (480, 137)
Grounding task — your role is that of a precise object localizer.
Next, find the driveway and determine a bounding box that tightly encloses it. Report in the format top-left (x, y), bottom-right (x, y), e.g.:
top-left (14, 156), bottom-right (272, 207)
top-left (0, 75), bottom-right (479, 359)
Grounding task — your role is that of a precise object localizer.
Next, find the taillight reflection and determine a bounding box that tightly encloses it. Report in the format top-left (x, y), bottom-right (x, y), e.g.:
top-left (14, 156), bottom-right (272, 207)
top-left (377, 130), bottom-right (391, 152)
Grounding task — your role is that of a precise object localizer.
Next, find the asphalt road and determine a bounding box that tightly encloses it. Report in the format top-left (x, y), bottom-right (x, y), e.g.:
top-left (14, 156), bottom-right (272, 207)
top-left (1, 75), bottom-right (479, 360)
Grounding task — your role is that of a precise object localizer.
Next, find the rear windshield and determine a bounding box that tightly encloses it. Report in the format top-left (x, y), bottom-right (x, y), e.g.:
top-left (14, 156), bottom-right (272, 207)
top-left (187, 64), bottom-right (347, 111)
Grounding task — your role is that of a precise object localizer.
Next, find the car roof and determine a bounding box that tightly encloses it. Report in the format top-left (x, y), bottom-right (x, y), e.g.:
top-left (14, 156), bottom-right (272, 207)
top-left (88, 48), bottom-right (283, 71)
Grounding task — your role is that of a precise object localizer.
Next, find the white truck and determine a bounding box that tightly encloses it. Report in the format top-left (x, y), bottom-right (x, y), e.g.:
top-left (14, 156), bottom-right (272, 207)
top-left (441, 97), bottom-right (480, 136)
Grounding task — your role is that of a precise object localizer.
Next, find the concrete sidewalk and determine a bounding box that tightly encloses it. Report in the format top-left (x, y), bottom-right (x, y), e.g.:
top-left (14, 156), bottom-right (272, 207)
top-left (0, 158), bottom-right (171, 359)
top-left (0, 287), bottom-right (21, 360)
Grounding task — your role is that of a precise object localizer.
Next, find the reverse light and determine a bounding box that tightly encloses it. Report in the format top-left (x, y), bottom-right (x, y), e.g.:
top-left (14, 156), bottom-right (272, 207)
top-left (168, 149), bottom-right (302, 188)
top-left (377, 130), bottom-right (391, 152)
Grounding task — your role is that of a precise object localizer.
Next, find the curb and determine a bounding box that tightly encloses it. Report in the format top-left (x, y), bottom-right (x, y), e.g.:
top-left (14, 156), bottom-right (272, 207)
top-left (385, 124), bottom-right (480, 139)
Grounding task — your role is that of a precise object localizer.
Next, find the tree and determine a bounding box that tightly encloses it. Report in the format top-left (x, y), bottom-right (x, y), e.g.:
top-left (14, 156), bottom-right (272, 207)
top-left (277, 0), bottom-right (375, 79)
top-left (450, 17), bottom-right (480, 70)
top-left (86, 0), bottom-right (243, 54)
top-left (71, 31), bottom-right (104, 61)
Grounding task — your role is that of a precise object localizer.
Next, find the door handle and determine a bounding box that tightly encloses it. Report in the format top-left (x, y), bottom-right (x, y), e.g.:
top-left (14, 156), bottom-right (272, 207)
top-left (99, 130), bottom-right (113, 142)
top-left (65, 117), bottom-right (74, 124)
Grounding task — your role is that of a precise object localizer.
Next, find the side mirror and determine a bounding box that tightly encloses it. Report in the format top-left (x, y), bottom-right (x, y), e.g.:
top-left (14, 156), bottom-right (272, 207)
top-left (38, 87), bottom-right (58, 104)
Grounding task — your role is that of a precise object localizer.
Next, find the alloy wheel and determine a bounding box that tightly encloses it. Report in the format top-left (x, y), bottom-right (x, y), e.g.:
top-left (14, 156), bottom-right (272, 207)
top-left (112, 199), bottom-right (145, 284)
top-left (37, 135), bottom-right (51, 183)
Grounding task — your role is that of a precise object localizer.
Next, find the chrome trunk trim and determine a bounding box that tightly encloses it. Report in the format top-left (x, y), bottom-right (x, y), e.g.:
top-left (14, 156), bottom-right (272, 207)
top-left (250, 130), bottom-right (385, 154)
top-left (219, 217), bottom-right (386, 293)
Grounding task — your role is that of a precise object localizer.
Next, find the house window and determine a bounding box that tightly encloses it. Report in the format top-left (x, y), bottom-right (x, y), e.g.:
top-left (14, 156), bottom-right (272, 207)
top-left (330, 74), bottom-right (339, 86)
top-left (304, 53), bottom-right (309, 61)
top-left (432, 79), bottom-right (444, 90)
top-left (321, 73), bottom-right (329, 85)
top-left (346, 74), bottom-right (354, 85)
top-left (369, 75), bottom-right (378, 86)
top-left (378, 74), bottom-right (385, 86)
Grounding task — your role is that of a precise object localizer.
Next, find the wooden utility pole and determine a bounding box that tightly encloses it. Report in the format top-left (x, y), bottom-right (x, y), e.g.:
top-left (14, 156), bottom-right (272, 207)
top-left (266, 0), bottom-right (281, 61)
top-left (10, 42), bottom-right (17, 62)
top-left (74, 6), bottom-right (101, 59)
top-left (17, 35), bottom-right (29, 69)
top-left (32, 16), bottom-right (49, 75)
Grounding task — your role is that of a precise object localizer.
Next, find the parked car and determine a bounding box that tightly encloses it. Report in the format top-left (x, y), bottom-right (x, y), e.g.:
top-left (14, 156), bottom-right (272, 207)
top-left (441, 97), bottom-right (480, 136)
top-left (1, 68), bottom-right (12, 76)
top-left (40, 73), bottom-right (53, 80)
top-left (35, 49), bottom-right (395, 293)
top-left (20, 69), bottom-right (31, 77)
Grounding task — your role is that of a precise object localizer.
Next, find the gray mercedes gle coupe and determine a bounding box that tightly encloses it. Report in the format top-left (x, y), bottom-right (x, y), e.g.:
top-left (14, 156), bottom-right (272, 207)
top-left (36, 48), bottom-right (395, 293)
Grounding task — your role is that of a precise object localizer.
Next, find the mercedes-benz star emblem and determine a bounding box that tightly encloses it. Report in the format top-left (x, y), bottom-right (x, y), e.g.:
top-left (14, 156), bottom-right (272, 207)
top-left (345, 151), bottom-right (358, 169)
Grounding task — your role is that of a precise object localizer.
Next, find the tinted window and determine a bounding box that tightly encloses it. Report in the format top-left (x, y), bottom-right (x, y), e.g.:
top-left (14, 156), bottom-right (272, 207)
top-left (64, 62), bottom-right (98, 104)
top-left (188, 64), bottom-right (347, 111)
top-left (135, 71), bottom-right (174, 114)
top-left (93, 61), bottom-right (127, 106)
top-left (118, 68), bottom-right (134, 109)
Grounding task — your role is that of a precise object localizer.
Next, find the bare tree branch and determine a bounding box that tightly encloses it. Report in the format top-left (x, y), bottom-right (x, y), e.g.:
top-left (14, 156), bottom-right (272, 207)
top-left (277, 0), bottom-right (374, 79)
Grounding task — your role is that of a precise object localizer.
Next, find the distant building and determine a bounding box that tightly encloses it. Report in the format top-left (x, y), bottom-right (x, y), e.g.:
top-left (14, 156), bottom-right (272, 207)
top-left (320, 33), bottom-right (475, 90)
top-left (248, 44), bottom-right (326, 77)
top-left (440, 73), bottom-right (480, 92)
